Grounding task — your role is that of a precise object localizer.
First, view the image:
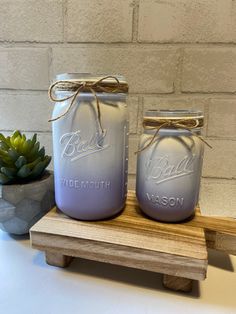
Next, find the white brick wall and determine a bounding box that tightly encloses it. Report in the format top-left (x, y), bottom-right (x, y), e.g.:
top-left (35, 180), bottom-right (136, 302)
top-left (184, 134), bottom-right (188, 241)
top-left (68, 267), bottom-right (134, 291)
top-left (138, 0), bottom-right (233, 43)
top-left (52, 47), bottom-right (179, 93)
top-left (182, 48), bottom-right (236, 92)
top-left (0, 48), bottom-right (49, 89)
top-left (208, 99), bottom-right (236, 138)
top-left (200, 178), bottom-right (236, 217)
top-left (67, 0), bottom-right (133, 42)
top-left (0, 0), bottom-right (235, 216)
top-left (0, 92), bottom-right (52, 131)
top-left (203, 139), bottom-right (236, 179)
top-left (0, 0), bottom-right (63, 42)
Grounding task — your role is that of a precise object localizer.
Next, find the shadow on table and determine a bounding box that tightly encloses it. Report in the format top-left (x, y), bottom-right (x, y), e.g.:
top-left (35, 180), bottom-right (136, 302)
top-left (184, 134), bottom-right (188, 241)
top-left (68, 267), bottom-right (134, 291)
top-left (208, 249), bottom-right (234, 272)
top-left (0, 231), bottom-right (29, 242)
top-left (31, 248), bottom-right (235, 302)
top-left (64, 257), bottom-right (201, 299)
top-left (32, 250), bottom-right (200, 298)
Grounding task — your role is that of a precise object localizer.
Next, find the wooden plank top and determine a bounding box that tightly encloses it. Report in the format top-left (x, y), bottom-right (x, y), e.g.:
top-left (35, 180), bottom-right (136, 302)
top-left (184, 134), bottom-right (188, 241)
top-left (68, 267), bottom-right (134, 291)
top-left (31, 191), bottom-right (207, 261)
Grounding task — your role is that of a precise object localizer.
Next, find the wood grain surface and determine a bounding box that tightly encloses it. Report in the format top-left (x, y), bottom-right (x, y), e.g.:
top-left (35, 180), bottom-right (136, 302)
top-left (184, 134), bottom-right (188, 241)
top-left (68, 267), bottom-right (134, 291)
top-left (30, 191), bottom-right (208, 281)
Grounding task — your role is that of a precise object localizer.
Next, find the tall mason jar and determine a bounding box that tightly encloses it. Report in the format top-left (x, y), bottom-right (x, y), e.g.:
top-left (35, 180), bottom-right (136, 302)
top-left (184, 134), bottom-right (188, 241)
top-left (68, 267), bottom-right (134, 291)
top-left (50, 74), bottom-right (129, 220)
top-left (136, 110), bottom-right (205, 222)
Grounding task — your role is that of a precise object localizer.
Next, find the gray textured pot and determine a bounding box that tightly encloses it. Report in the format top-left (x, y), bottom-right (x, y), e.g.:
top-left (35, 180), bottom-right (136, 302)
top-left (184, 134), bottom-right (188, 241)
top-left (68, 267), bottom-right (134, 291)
top-left (0, 171), bottom-right (55, 235)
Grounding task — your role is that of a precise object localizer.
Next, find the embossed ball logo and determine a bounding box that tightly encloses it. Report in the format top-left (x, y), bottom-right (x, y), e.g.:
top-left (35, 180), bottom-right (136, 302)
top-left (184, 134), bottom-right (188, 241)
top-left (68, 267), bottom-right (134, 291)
top-left (59, 129), bottom-right (109, 161)
top-left (145, 155), bottom-right (196, 185)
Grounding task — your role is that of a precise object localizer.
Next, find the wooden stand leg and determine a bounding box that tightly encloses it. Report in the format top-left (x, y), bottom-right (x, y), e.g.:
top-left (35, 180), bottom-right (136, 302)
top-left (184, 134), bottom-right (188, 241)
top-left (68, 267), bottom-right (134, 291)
top-left (45, 251), bottom-right (73, 267)
top-left (162, 274), bottom-right (193, 292)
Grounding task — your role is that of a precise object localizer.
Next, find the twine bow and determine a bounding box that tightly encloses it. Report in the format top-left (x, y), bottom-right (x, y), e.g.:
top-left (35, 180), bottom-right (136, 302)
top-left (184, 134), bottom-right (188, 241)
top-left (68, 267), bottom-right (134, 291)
top-left (136, 118), bottom-right (212, 154)
top-left (48, 75), bottom-right (123, 133)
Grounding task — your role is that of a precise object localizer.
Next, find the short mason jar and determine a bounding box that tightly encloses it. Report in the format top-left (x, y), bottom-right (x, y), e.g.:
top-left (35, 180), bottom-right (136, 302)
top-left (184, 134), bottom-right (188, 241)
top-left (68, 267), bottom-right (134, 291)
top-left (50, 73), bottom-right (129, 220)
top-left (136, 110), bottom-right (205, 222)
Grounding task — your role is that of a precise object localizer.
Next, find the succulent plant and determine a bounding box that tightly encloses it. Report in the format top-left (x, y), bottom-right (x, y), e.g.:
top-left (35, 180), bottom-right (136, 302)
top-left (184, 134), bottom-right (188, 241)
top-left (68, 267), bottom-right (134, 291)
top-left (0, 130), bottom-right (51, 185)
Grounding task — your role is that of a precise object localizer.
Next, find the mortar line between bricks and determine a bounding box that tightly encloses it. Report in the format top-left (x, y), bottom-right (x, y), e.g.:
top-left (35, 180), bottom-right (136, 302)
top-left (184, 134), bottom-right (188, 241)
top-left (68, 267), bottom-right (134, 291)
top-left (173, 47), bottom-right (184, 94)
top-left (0, 88), bottom-right (49, 92)
top-left (0, 130), bottom-right (52, 134)
top-left (0, 90), bottom-right (48, 95)
top-left (2, 89), bottom-right (236, 98)
top-left (205, 99), bottom-right (210, 137)
top-left (140, 92), bottom-right (236, 97)
top-left (131, 0), bottom-right (140, 42)
top-left (205, 137), bottom-right (236, 141)
top-left (0, 129), bottom-right (140, 137)
top-left (201, 177), bottom-right (236, 183)
top-left (63, 0), bottom-right (68, 43)
top-left (0, 90), bottom-right (143, 100)
top-left (3, 42), bottom-right (236, 48)
top-left (137, 96), bottom-right (144, 134)
top-left (48, 47), bottom-right (53, 83)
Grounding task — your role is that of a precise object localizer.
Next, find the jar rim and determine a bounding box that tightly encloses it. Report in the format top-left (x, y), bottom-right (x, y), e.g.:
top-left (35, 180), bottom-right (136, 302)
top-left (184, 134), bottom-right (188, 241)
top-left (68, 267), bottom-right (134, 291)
top-left (144, 109), bottom-right (203, 119)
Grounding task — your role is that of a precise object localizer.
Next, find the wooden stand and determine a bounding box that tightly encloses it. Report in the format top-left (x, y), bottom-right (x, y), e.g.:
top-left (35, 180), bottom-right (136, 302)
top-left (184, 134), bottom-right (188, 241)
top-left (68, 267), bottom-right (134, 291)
top-left (30, 191), bottom-right (236, 293)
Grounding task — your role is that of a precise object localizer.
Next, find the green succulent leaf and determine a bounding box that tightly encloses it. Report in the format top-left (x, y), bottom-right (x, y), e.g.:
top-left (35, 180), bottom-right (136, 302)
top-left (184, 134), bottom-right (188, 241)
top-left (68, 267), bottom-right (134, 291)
top-left (0, 130), bottom-right (51, 184)
top-left (0, 134), bottom-right (11, 149)
top-left (26, 157), bottom-right (42, 170)
top-left (0, 133), bottom-right (6, 142)
top-left (27, 142), bottom-right (41, 162)
top-left (12, 130), bottom-right (21, 139)
top-left (17, 165), bottom-right (31, 178)
top-left (8, 148), bottom-right (19, 162)
top-left (22, 139), bottom-right (33, 155)
top-left (15, 156), bottom-right (27, 169)
top-left (0, 149), bottom-right (9, 158)
top-left (13, 135), bottom-right (22, 149)
top-left (0, 142), bottom-right (9, 150)
top-left (31, 134), bottom-right (37, 145)
top-left (0, 157), bottom-right (4, 167)
top-left (30, 157), bottom-right (51, 178)
top-left (0, 173), bottom-right (11, 184)
top-left (38, 147), bottom-right (45, 158)
top-left (1, 167), bottom-right (17, 178)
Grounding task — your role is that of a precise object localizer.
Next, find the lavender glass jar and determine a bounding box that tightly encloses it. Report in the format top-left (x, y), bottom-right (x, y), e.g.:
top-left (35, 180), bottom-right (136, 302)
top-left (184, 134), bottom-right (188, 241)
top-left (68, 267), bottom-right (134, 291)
top-left (50, 73), bottom-right (129, 220)
top-left (136, 110), bottom-right (205, 222)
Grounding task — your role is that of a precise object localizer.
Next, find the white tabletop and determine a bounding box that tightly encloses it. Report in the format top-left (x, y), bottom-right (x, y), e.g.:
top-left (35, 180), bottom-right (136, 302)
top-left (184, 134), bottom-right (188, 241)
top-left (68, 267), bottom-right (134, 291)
top-left (0, 230), bottom-right (236, 314)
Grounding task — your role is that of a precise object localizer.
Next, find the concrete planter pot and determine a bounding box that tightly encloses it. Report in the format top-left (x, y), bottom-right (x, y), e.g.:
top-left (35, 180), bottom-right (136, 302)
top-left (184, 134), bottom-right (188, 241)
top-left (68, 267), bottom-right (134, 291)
top-left (0, 171), bottom-right (55, 235)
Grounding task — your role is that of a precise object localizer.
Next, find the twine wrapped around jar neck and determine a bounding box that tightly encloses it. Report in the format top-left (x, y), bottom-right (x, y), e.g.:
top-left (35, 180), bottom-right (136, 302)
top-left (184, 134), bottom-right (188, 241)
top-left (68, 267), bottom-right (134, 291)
top-left (136, 116), bottom-right (212, 154)
top-left (48, 75), bottom-right (128, 133)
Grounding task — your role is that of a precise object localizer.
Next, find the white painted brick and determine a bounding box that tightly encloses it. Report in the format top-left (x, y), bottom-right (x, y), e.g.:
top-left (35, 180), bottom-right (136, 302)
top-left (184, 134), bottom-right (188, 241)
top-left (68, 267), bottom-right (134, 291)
top-left (138, 0), bottom-right (232, 43)
top-left (0, 0), bottom-right (63, 42)
top-left (0, 48), bottom-right (49, 90)
top-left (200, 178), bottom-right (236, 218)
top-left (232, 1), bottom-right (236, 43)
top-left (208, 99), bottom-right (236, 139)
top-left (143, 96), bottom-right (208, 135)
top-left (52, 47), bottom-right (179, 93)
top-left (127, 96), bottom-right (139, 134)
top-left (128, 136), bottom-right (139, 174)
top-left (182, 48), bottom-right (236, 93)
top-left (203, 139), bottom-right (236, 179)
top-left (0, 93), bottom-right (52, 132)
top-left (128, 174), bottom-right (136, 190)
top-left (67, 0), bottom-right (133, 42)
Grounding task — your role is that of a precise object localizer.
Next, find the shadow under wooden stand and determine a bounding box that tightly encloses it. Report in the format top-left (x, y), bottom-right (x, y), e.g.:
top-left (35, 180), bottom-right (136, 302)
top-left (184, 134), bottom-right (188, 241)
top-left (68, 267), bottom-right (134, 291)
top-left (30, 191), bottom-right (236, 293)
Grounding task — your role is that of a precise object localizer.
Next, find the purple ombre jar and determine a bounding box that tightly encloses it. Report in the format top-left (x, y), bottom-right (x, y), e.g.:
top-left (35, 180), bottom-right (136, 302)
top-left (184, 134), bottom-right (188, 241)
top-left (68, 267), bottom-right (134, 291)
top-left (136, 110), bottom-right (205, 222)
top-left (51, 73), bottom-right (129, 220)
